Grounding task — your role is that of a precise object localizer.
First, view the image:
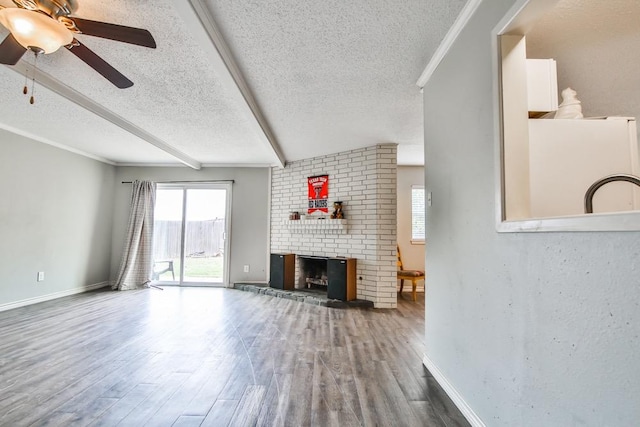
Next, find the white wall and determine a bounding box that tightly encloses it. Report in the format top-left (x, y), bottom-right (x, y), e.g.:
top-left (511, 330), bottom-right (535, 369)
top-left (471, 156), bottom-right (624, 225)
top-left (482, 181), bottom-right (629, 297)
top-left (423, 1), bottom-right (640, 426)
top-left (526, 0), bottom-right (640, 126)
top-left (111, 167), bottom-right (270, 285)
top-left (397, 166), bottom-right (425, 293)
top-left (0, 129), bottom-right (115, 309)
top-left (270, 145), bottom-right (398, 308)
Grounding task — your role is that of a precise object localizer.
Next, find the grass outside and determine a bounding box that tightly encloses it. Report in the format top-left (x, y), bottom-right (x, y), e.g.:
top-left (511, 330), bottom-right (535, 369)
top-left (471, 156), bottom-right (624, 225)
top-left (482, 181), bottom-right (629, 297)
top-left (156, 256), bottom-right (224, 282)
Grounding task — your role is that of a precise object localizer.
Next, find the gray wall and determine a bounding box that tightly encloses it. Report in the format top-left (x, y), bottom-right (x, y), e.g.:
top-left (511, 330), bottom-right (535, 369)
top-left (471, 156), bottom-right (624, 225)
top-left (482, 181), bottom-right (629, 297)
top-left (423, 1), bottom-right (640, 426)
top-left (112, 167), bottom-right (270, 285)
top-left (0, 129), bottom-right (115, 307)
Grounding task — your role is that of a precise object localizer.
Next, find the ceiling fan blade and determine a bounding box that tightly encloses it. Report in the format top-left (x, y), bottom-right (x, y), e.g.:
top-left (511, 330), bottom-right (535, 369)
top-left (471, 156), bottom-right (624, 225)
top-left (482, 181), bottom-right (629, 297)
top-left (0, 33), bottom-right (27, 65)
top-left (70, 18), bottom-right (156, 48)
top-left (66, 39), bottom-right (133, 88)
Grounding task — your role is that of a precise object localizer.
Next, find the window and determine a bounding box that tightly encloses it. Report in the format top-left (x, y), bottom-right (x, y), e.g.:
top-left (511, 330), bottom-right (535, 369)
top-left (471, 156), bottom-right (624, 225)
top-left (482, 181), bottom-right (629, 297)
top-left (411, 186), bottom-right (425, 243)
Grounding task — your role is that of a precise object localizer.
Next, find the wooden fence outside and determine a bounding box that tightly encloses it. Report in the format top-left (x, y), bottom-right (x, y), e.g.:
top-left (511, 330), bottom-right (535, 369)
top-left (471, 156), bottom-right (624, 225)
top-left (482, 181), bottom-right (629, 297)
top-left (153, 219), bottom-right (225, 260)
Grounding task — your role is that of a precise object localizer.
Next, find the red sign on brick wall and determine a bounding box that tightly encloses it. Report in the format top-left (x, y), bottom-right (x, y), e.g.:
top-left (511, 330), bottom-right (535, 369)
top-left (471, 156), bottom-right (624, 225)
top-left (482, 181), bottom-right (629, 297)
top-left (308, 175), bottom-right (329, 214)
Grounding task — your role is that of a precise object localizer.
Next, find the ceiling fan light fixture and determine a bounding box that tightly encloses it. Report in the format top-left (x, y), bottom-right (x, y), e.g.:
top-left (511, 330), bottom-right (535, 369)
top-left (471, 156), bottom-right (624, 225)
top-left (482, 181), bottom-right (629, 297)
top-left (0, 8), bottom-right (72, 53)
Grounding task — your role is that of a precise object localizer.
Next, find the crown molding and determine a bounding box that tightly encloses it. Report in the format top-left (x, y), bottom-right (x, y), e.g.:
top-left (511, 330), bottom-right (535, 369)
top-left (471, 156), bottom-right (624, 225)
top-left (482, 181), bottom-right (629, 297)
top-left (0, 121), bottom-right (117, 165)
top-left (116, 162), bottom-right (273, 168)
top-left (416, 0), bottom-right (483, 88)
top-left (200, 162), bottom-right (274, 168)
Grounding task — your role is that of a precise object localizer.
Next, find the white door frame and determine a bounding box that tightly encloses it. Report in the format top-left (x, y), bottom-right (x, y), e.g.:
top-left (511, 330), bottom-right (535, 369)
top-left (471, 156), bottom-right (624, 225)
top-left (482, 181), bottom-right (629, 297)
top-left (155, 182), bottom-right (232, 287)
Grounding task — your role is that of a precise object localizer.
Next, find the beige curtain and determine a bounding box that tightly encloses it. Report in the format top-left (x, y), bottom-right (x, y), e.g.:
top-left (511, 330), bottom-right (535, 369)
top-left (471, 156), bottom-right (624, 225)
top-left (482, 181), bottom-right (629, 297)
top-left (113, 180), bottom-right (156, 290)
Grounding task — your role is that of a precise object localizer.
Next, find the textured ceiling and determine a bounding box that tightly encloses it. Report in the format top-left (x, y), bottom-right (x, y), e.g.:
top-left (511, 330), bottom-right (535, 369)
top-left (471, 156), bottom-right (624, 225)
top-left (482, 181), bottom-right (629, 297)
top-left (205, 0), bottom-right (467, 164)
top-left (0, 0), bottom-right (467, 167)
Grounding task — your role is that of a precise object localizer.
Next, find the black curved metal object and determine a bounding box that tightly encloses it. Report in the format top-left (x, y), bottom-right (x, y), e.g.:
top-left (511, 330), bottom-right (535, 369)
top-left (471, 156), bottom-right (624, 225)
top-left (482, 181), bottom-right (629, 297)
top-left (0, 33), bottom-right (27, 65)
top-left (65, 39), bottom-right (133, 88)
top-left (70, 17), bottom-right (156, 48)
top-left (584, 174), bottom-right (640, 213)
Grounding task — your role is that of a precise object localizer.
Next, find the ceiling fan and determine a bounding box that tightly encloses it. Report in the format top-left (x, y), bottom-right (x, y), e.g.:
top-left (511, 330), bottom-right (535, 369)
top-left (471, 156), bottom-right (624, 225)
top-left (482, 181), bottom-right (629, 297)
top-left (0, 0), bottom-right (156, 89)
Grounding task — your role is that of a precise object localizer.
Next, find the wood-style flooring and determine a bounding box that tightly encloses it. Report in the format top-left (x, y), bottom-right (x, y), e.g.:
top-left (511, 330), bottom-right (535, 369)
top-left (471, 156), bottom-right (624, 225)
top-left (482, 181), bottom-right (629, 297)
top-left (0, 287), bottom-right (469, 426)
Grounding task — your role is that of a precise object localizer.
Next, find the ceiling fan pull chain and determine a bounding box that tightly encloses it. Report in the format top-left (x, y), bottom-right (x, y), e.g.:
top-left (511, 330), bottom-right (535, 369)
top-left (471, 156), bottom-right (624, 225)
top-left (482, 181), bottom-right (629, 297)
top-left (22, 66), bottom-right (28, 95)
top-left (22, 49), bottom-right (32, 96)
top-left (29, 50), bottom-right (38, 104)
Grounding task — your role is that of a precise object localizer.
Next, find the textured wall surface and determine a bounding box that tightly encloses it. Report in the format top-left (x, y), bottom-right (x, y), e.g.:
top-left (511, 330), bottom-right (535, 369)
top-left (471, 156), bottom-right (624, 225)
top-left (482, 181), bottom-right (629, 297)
top-left (423, 0), bottom-right (640, 425)
top-left (270, 145), bottom-right (397, 308)
top-left (111, 167), bottom-right (270, 285)
top-left (0, 129), bottom-right (115, 308)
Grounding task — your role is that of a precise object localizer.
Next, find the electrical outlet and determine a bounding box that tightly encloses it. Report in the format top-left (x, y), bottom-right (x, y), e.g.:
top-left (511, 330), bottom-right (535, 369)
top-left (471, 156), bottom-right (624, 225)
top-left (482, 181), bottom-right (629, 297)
top-left (37, 271), bottom-right (44, 282)
top-left (243, 265), bottom-right (250, 273)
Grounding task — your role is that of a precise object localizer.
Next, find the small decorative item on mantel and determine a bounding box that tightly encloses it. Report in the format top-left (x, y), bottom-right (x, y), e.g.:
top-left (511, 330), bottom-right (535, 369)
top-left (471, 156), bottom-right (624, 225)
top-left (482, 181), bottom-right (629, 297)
top-left (330, 201), bottom-right (344, 219)
top-left (289, 211), bottom-right (300, 220)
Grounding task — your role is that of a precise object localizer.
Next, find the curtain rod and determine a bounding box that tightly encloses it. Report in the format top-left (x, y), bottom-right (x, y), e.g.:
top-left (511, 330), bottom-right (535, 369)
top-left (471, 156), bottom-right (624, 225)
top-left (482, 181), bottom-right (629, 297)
top-left (121, 180), bottom-right (235, 184)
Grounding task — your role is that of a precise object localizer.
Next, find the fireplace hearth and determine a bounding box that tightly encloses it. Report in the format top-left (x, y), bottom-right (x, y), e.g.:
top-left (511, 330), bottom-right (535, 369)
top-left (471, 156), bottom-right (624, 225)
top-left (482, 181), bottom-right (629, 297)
top-left (234, 283), bottom-right (373, 308)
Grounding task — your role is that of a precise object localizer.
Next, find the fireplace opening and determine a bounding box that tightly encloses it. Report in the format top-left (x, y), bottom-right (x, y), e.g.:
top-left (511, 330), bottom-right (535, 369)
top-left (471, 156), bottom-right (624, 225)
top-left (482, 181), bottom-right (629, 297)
top-left (298, 256), bottom-right (328, 290)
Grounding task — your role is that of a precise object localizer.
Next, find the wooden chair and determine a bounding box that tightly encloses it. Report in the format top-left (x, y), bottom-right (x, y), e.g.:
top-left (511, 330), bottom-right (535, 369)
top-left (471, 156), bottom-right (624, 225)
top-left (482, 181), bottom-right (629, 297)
top-left (397, 245), bottom-right (425, 302)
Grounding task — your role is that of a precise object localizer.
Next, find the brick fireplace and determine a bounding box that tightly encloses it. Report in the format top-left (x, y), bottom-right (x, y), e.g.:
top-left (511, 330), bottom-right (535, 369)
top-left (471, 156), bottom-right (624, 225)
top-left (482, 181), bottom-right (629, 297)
top-left (270, 144), bottom-right (397, 308)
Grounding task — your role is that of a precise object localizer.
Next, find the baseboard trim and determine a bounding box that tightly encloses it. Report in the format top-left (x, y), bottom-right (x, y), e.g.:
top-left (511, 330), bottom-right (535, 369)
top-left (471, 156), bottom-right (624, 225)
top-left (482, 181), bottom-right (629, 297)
top-left (0, 281), bottom-right (110, 313)
top-left (423, 353), bottom-right (486, 427)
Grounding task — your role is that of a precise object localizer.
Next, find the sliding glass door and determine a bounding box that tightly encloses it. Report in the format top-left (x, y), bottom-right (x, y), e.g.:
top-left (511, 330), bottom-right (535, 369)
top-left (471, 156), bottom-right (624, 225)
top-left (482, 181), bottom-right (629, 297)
top-left (152, 184), bottom-right (231, 286)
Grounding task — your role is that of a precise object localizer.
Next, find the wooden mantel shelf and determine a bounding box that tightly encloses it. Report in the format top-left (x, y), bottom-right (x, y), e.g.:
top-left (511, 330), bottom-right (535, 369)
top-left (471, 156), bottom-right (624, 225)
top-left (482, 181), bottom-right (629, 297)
top-left (284, 219), bottom-right (348, 234)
